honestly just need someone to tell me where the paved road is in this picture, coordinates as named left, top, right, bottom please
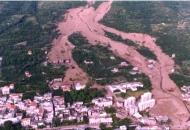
left=43, top=124, right=101, bottom=130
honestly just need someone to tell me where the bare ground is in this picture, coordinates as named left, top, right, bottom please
left=48, top=1, right=190, bottom=128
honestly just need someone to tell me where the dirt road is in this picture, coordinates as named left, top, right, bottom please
left=48, top=1, right=190, bottom=128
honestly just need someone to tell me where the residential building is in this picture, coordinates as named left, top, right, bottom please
left=21, top=118, right=31, bottom=127
left=75, top=83, right=86, bottom=90
left=92, top=97, right=113, bottom=107
left=1, top=86, right=10, bottom=95
left=89, top=117, right=113, bottom=124
left=120, top=62, right=128, bottom=66
left=138, top=92, right=156, bottom=111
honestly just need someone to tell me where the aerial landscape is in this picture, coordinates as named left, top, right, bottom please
left=1, top=1, right=190, bottom=130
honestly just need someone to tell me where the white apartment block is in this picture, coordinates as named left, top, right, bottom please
left=125, top=105, right=138, bottom=115
left=138, top=92, right=156, bottom=111
left=124, top=96, right=136, bottom=106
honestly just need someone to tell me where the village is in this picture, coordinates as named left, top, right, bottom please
left=0, top=79, right=171, bottom=130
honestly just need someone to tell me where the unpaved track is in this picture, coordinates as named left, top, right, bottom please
left=48, top=1, right=190, bottom=128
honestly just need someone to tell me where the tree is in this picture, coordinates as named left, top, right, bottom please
left=99, top=123, right=106, bottom=130
left=104, top=107, right=116, bottom=113
left=54, top=118, right=61, bottom=127
left=3, top=121, right=14, bottom=130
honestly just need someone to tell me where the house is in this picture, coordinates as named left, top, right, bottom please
left=120, top=125, right=127, bottom=130
left=110, top=56, right=115, bottom=60
left=120, top=62, right=128, bottom=66
left=1, top=86, right=10, bottom=95
left=53, top=78, right=63, bottom=82
left=15, top=102, right=27, bottom=110
left=9, top=93, right=23, bottom=104
left=16, top=113, right=23, bottom=120
left=136, top=125, right=162, bottom=130
left=111, top=68, right=119, bottom=73
left=148, top=64, right=154, bottom=68
left=21, top=118, right=31, bottom=127
left=84, top=60, right=93, bottom=64
left=125, top=105, right=138, bottom=115
left=25, top=71, right=31, bottom=77
left=29, top=101, right=37, bottom=109
left=60, top=85, right=71, bottom=91
left=9, top=84, right=14, bottom=90
left=181, top=86, right=190, bottom=92
left=75, top=83, right=86, bottom=90
left=139, top=117, right=157, bottom=125
left=116, top=101, right=124, bottom=107
left=132, top=67, right=139, bottom=71
left=92, top=97, right=113, bottom=107
left=171, top=53, right=175, bottom=58
left=28, top=50, right=32, bottom=55
left=155, top=116, right=169, bottom=123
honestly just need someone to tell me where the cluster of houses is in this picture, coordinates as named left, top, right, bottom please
left=0, top=81, right=170, bottom=130
left=181, top=86, right=190, bottom=102
left=107, top=82, right=144, bottom=92
left=49, top=78, right=86, bottom=91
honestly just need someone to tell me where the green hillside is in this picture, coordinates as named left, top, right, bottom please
left=0, top=1, right=86, bottom=99
left=100, top=1, right=190, bottom=88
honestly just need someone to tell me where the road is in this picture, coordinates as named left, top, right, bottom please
left=43, top=124, right=100, bottom=130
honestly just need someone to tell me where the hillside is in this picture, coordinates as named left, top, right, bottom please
left=100, top=1, right=190, bottom=88
left=0, top=1, right=86, bottom=99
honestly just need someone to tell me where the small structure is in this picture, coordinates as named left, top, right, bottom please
left=111, top=68, right=119, bottom=73
left=120, top=62, right=128, bottom=66
left=60, top=85, right=71, bottom=91
left=110, top=56, right=115, bottom=60
left=132, top=67, right=139, bottom=71
left=28, top=50, right=32, bottom=55
left=84, top=60, right=93, bottom=64
left=25, top=71, right=32, bottom=77
left=21, top=118, right=31, bottom=127
left=75, top=83, right=86, bottom=90
left=171, top=54, right=175, bottom=58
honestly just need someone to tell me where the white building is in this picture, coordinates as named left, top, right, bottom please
left=124, top=97, right=136, bottom=106
left=108, top=82, right=143, bottom=93
left=111, top=68, right=119, bottom=73
left=1, top=86, right=10, bottom=95
left=138, top=92, right=156, bottom=111
left=21, top=118, right=31, bottom=127
left=92, top=97, right=113, bottom=107
left=75, top=83, right=86, bottom=90
left=125, top=105, right=138, bottom=115
left=89, top=117, right=113, bottom=124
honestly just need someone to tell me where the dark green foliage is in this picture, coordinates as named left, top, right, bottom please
left=0, top=1, right=86, bottom=100
left=0, top=121, right=23, bottom=130
left=136, top=46, right=157, bottom=60
left=53, top=87, right=104, bottom=104
left=92, top=1, right=103, bottom=10
left=104, top=106, right=116, bottom=113
left=99, top=123, right=107, bottom=130
left=111, top=114, right=131, bottom=128
left=104, top=31, right=136, bottom=46
left=170, top=73, right=190, bottom=88
left=68, top=33, right=89, bottom=46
